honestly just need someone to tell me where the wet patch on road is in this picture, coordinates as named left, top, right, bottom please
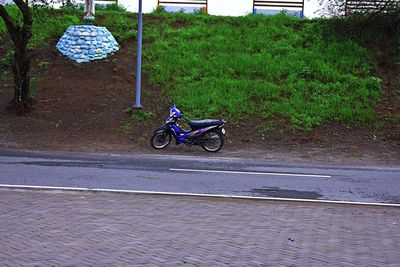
left=135, top=175, right=163, bottom=180
left=247, top=187, right=323, bottom=199
left=374, top=194, right=400, bottom=204
left=8, top=161, right=108, bottom=168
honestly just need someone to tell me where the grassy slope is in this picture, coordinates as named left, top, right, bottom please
left=0, top=7, right=386, bottom=131
left=142, top=13, right=381, bottom=131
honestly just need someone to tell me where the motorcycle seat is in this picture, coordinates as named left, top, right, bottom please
left=188, top=119, right=224, bottom=129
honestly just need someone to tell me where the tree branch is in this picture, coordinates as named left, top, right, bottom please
left=364, top=0, right=398, bottom=25
left=391, top=5, right=400, bottom=24
left=0, top=4, right=19, bottom=43
left=13, top=0, right=32, bottom=42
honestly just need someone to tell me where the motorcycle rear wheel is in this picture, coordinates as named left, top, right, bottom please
left=151, top=132, right=172, bottom=149
left=200, top=130, right=224, bottom=152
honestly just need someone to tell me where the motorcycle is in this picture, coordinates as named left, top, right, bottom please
left=150, top=103, right=226, bottom=152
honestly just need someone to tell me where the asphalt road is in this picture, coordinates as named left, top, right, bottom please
left=0, top=148, right=399, bottom=204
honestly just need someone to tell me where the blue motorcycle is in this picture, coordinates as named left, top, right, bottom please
left=151, top=103, right=226, bottom=152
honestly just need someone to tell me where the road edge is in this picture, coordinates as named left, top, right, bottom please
left=1, top=184, right=399, bottom=208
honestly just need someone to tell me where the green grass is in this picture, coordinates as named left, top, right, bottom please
left=394, top=75, right=400, bottom=88
left=1, top=49, right=13, bottom=66
left=30, top=9, right=80, bottom=48
left=142, top=13, right=382, bottom=130
left=101, top=13, right=136, bottom=42
left=1, top=7, right=389, bottom=130
left=120, top=122, right=133, bottom=133
left=130, top=110, right=155, bottom=122
left=123, top=108, right=155, bottom=125
left=348, top=151, right=362, bottom=157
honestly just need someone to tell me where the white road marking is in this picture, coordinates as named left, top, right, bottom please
left=1, top=184, right=399, bottom=207
left=169, top=168, right=331, bottom=178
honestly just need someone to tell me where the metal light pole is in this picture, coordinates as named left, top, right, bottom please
left=133, top=0, right=143, bottom=109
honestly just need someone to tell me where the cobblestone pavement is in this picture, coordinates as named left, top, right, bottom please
left=1, top=189, right=400, bottom=266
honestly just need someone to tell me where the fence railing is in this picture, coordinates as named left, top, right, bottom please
left=157, top=0, right=208, bottom=13
left=253, top=0, right=304, bottom=17
left=345, top=0, right=399, bottom=15
left=73, top=0, right=119, bottom=7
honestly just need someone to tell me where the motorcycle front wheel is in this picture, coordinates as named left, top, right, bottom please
left=200, top=130, right=224, bottom=152
left=151, top=132, right=172, bottom=149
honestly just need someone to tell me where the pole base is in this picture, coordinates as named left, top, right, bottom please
left=132, top=104, right=143, bottom=110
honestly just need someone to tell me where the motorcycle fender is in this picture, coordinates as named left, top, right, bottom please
left=154, top=125, right=170, bottom=134
left=201, top=125, right=219, bottom=134
left=154, top=125, right=178, bottom=142
left=204, top=125, right=226, bottom=136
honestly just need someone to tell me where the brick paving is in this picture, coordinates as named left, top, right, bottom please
left=0, top=189, right=399, bottom=266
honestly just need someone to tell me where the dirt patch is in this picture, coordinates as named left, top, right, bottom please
left=0, top=37, right=399, bottom=166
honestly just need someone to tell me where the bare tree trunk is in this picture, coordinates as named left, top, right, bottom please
left=0, top=0, right=33, bottom=113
